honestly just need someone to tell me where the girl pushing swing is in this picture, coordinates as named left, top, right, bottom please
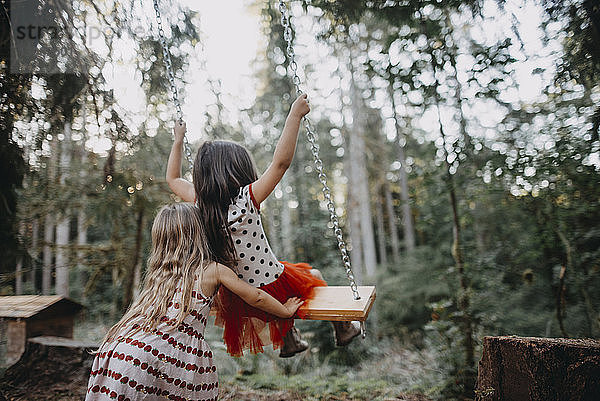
left=166, top=93, right=361, bottom=358
left=85, top=203, right=304, bottom=400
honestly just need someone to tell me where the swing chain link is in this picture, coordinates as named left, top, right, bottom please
left=153, top=0, right=194, bottom=171
left=278, top=0, right=361, bottom=301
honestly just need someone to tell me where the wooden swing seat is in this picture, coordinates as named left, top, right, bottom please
left=297, top=285, right=376, bottom=322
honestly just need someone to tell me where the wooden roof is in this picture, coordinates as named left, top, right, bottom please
left=0, top=295, right=83, bottom=319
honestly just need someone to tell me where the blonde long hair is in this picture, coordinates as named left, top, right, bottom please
left=101, top=203, right=209, bottom=345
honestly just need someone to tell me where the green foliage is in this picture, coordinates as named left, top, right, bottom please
left=423, top=316, right=480, bottom=400
left=0, top=124, right=26, bottom=281
left=0, top=0, right=31, bottom=279
left=377, top=247, right=451, bottom=337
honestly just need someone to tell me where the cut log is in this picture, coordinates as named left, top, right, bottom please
left=475, top=336, right=600, bottom=401
left=0, top=336, right=97, bottom=401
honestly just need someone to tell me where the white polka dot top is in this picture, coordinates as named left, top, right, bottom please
left=228, top=184, right=284, bottom=287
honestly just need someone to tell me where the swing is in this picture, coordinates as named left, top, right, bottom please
left=152, top=0, right=376, bottom=325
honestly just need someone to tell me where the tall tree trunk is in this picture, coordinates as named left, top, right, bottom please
left=109, top=208, right=123, bottom=320
left=132, top=215, right=145, bottom=301
left=346, top=181, right=363, bottom=283
left=336, top=49, right=364, bottom=281
left=123, top=209, right=144, bottom=310
left=291, top=147, right=307, bottom=261
left=55, top=121, right=72, bottom=297
left=474, top=209, right=487, bottom=254
left=42, top=214, right=54, bottom=295
left=15, top=223, right=24, bottom=295
left=110, top=263, right=119, bottom=322
left=348, top=58, right=377, bottom=278
left=15, top=258, right=23, bottom=295
left=344, top=140, right=364, bottom=283
left=433, top=71, right=476, bottom=391
left=280, top=177, right=294, bottom=261
left=384, top=183, right=401, bottom=264
left=76, top=105, right=88, bottom=300
left=30, top=218, right=38, bottom=290
left=55, top=215, right=70, bottom=297
left=375, top=189, right=388, bottom=266
left=76, top=208, right=87, bottom=300
left=554, top=226, right=571, bottom=337
left=387, top=80, right=416, bottom=252
left=42, top=134, right=58, bottom=295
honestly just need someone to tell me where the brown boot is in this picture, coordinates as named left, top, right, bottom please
left=279, top=326, right=309, bottom=358
left=332, top=321, right=361, bottom=346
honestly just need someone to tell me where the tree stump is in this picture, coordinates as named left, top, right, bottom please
left=475, top=336, right=600, bottom=401
left=0, top=336, right=97, bottom=400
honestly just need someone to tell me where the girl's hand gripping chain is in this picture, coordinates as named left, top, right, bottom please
left=289, top=93, right=310, bottom=120
left=166, top=121, right=195, bottom=202
left=174, top=121, right=187, bottom=142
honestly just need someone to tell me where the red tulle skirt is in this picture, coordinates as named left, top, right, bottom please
left=213, top=261, right=327, bottom=357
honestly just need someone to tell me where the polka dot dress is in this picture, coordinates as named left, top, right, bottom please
left=228, top=184, right=284, bottom=287
left=214, top=183, right=327, bottom=356
left=85, top=278, right=218, bottom=401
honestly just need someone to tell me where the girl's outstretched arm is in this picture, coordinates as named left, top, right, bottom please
left=216, top=263, right=303, bottom=318
left=252, top=93, right=310, bottom=205
left=166, top=121, right=195, bottom=202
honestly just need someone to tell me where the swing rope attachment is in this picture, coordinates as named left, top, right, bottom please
left=278, top=0, right=361, bottom=302
left=152, top=0, right=194, bottom=170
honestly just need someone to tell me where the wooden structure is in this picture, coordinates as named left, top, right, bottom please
left=298, top=286, right=376, bottom=321
left=476, top=336, right=600, bottom=401
left=0, top=295, right=83, bottom=367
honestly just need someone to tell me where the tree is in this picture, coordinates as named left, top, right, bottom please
left=0, top=0, right=29, bottom=292
left=539, top=0, right=600, bottom=139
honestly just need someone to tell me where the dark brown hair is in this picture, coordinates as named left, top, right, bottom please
left=193, top=140, right=258, bottom=267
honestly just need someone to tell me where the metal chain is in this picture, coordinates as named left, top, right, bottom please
left=278, top=0, right=361, bottom=301
left=152, top=0, right=194, bottom=171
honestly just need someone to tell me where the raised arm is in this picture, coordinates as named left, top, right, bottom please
left=166, top=121, right=195, bottom=202
left=251, top=94, right=310, bottom=205
left=216, top=264, right=303, bottom=318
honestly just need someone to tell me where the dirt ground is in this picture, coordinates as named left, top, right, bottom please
left=0, top=381, right=430, bottom=401
left=218, top=384, right=431, bottom=401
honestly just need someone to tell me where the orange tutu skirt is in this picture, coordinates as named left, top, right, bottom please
left=213, top=261, right=327, bottom=357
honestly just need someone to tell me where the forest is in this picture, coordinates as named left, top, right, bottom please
left=1, top=0, right=599, bottom=400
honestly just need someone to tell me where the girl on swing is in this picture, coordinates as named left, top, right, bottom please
left=166, top=93, right=361, bottom=358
